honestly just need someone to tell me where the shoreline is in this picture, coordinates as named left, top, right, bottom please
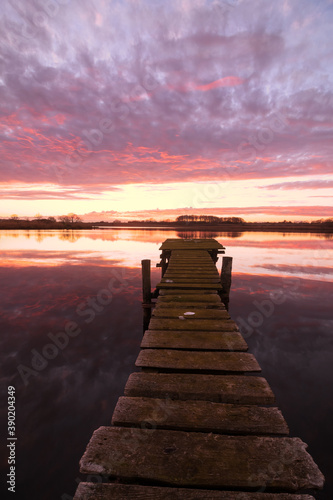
left=94, top=223, right=333, bottom=234
left=0, top=223, right=331, bottom=234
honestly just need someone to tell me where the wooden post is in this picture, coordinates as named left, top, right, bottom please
left=160, top=250, right=170, bottom=277
left=221, top=256, right=233, bottom=309
left=141, top=259, right=151, bottom=304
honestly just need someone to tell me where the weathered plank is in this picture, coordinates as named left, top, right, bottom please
left=167, top=264, right=217, bottom=268
left=158, top=293, right=222, bottom=303
left=74, top=483, right=316, bottom=500
left=80, top=427, right=324, bottom=490
left=169, top=255, right=214, bottom=259
left=155, top=302, right=225, bottom=309
left=169, top=254, right=214, bottom=258
left=152, top=307, right=230, bottom=319
left=141, top=330, right=248, bottom=351
left=159, top=289, right=218, bottom=295
left=169, top=251, right=214, bottom=255
left=112, top=396, right=289, bottom=435
left=165, top=270, right=218, bottom=275
left=160, top=239, right=224, bottom=249
left=135, top=349, right=261, bottom=372
left=149, top=318, right=238, bottom=331
left=167, top=263, right=215, bottom=268
left=168, top=256, right=216, bottom=260
left=157, top=283, right=223, bottom=290
left=168, top=256, right=215, bottom=260
left=164, top=271, right=219, bottom=277
left=168, top=261, right=215, bottom=267
left=125, top=372, right=275, bottom=404
left=166, top=263, right=218, bottom=267
left=161, top=277, right=221, bottom=283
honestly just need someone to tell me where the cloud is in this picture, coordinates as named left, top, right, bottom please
left=195, top=76, right=244, bottom=91
left=0, top=0, right=332, bottom=212
left=81, top=205, right=333, bottom=221
left=0, top=184, right=121, bottom=200
left=261, top=179, right=333, bottom=190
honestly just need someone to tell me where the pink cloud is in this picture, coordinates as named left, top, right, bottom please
left=196, top=76, right=244, bottom=91
left=81, top=205, right=333, bottom=222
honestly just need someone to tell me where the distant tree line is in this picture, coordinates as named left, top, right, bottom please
left=311, top=218, right=333, bottom=226
left=176, top=215, right=245, bottom=224
left=0, top=213, right=93, bottom=230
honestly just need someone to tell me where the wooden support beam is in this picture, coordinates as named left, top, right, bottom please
left=220, top=256, right=233, bottom=309
left=141, top=259, right=151, bottom=304
left=221, top=256, right=233, bottom=293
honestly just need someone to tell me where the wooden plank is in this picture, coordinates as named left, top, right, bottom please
left=158, top=294, right=222, bottom=303
left=169, top=257, right=215, bottom=260
left=125, top=372, right=276, bottom=404
left=170, top=250, right=213, bottom=254
left=163, top=278, right=221, bottom=283
left=166, top=265, right=217, bottom=269
left=167, top=262, right=216, bottom=265
left=157, top=283, right=223, bottom=290
left=166, top=268, right=218, bottom=272
left=135, top=349, right=260, bottom=372
left=155, top=298, right=226, bottom=311
left=166, top=268, right=218, bottom=273
left=168, top=263, right=214, bottom=267
left=149, top=318, right=238, bottom=331
left=159, top=289, right=218, bottom=295
left=168, top=260, right=216, bottom=264
left=169, top=257, right=216, bottom=269
left=161, top=278, right=221, bottom=283
left=169, top=257, right=213, bottom=261
left=160, top=238, right=224, bottom=250
left=141, top=330, right=248, bottom=351
left=75, top=483, right=316, bottom=500
left=152, top=308, right=230, bottom=319
left=155, top=302, right=225, bottom=309
left=111, top=396, right=289, bottom=435
left=169, top=254, right=213, bottom=258
left=164, top=271, right=219, bottom=276
left=80, top=427, right=324, bottom=490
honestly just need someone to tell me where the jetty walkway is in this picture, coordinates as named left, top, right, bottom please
left=74, top=238, right=324, bottom=499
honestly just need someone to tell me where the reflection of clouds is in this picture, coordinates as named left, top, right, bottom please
left=0, top=250, right=122, bottom=267
left=255, top=263, right=333, bottom=279
left=0, top=233, right=332, bottom=498
left=1, top=263, right=143, bottom=498
left=229, top=272, right=333, bottom=498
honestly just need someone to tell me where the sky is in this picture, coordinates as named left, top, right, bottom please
left=0, top=0, right=332, bottom=222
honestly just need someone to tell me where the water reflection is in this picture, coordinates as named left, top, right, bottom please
left=229, top=272, right=333, bottom=500
left=0, top=229, right=332, bottom=499
left=0, top=261, right=151, bottom=499
left=58, top=230, right=82, bottom=243
left=176, top=230, right=220, bottom=239
left=176, top=230, right=243, bottom=239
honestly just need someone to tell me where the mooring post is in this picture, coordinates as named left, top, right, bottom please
left=142, top=259, right=152, bottom=332
left=141, top=259, right=151, bottom=304
left=220, top=256, right=233, bottom=309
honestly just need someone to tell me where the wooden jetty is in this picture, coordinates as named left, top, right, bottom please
left=74, top=238, right=324, bottom=499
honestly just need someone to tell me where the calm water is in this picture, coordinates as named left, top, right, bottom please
left=0, top=229, right=332, bottom=499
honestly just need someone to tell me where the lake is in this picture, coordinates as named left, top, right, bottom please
left=0, top=228, right=332, bottom=499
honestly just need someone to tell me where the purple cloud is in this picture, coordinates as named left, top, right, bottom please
left=0, top=0, right=332, bottom=190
